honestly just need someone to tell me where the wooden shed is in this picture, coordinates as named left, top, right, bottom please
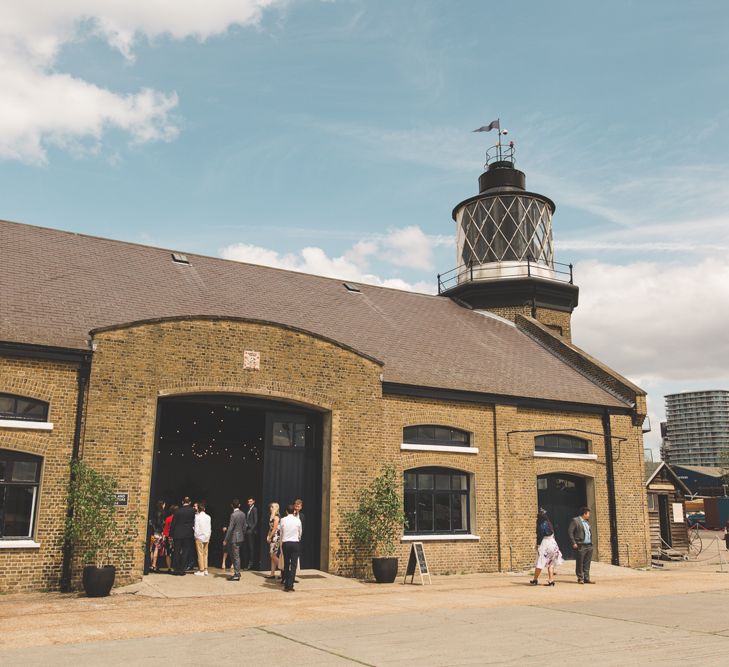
left=645, top=462, right=691, bottom=559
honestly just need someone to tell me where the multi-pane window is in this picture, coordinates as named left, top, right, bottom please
left=271, top=415, right=307, bottom=448
left=0, top=450, right=42, bottom=539
left=404, top=468, right=469, bottom=534
left=403, top=425, right=470, bottom=447
left=0, top=394, right=48, bottom=422
left=535, top=434, right=589, bottom=455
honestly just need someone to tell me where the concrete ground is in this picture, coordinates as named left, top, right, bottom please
left=2, top=536, right=729, bottom=666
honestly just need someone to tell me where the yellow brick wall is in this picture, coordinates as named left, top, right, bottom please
left=0, top=356, right=79, bottom=593
left=1, top=317, right=649, bottom=590
left=80, top=318, right=384, bottom=586
left=484, top=305, right=572, bottom=341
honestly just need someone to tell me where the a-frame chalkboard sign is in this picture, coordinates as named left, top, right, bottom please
left=404, top=542, right=431, bottom=585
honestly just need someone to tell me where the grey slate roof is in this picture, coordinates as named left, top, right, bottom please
left=1, top=219, right=630, bottom=408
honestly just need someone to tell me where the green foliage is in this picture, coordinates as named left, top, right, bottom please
left=65, top=460, right=126, bottom=567
left=344, top=464, right=407, bottom=558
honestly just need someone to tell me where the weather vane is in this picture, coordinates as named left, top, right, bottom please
left=472, top=118, right=514, bottom=164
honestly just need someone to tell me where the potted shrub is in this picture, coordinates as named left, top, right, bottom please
left=65, top=460, right=125, bottom=597
left=345, top=464, right=407, bottom=583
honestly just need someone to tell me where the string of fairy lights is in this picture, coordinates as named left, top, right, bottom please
left=156, top=404, right=310, bottom=462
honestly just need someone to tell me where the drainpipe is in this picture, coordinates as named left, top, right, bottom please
left=602, top=409, right=620, bottom=566
left=60, top=353, right=92, bottom=592
left=492, top=408, right=502, bottom=571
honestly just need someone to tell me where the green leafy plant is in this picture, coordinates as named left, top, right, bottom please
left=344, top=464, right=407, bottom=558
left=65, top=460, right=126, bottom=567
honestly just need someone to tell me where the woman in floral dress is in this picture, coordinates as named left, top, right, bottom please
left=265, top=502, right=281, bottom=580
left=530, top=508, right=563, bottom=586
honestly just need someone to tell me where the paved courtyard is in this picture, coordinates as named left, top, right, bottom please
left=2, top=536, right=729, bottom=666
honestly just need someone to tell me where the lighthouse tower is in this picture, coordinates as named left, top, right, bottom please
left=438, top=139, right=578, bottom=341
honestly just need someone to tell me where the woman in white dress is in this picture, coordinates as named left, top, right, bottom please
left=530, top=508, right=563, bottom=586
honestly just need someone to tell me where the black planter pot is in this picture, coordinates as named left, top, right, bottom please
left=372, top=557, right=398, bottom=583
left=82, top=565, right=116, bottom=597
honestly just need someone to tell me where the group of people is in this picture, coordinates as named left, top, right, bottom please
left=260, top=498, right=304, bottom=592
left=149, top=497, right=215, bottom=576
left=221, top=496, right=305, bottom=592
left=530, top=506, right=595, bottom=586
left=148, top=495, right=306, bottom=591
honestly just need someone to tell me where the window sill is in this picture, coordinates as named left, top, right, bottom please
left=533, top=451, right=597, bottom=460
left=0, top=540, right=41, bottom=549
left=402, top=534, right=480, bottom=542
left=0, top=419, right=53, bottom=431
left=401, top=444, right=479, bottom=454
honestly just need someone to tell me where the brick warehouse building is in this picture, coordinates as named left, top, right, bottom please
left=0, top=152, right=651, bottom=592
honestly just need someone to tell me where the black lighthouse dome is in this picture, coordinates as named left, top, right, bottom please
left=438, top=139, right=578, bottom=338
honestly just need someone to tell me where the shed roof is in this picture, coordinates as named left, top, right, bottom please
left=0, top=219, right=631, bottom=408
left=672, top=465, right=725, bottom=478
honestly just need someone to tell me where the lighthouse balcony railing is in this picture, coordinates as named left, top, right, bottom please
left=437, top=259, right=573, bottom=295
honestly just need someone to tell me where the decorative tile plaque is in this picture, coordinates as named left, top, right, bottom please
left=243, top=350, right=260, bottom=370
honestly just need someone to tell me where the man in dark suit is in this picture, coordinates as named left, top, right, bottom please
left=243, top=497, right=259, bottom=570
left=223, top=498, right=246, bottom=581
left=568, top=506, right=595, bottom=584
left=170, top=496, right=195, bottom=576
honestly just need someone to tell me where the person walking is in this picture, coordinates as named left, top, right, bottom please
left=244, top=497, right=259, bottom=570
left=223, top=498, right=246, bottom=581
left=194, top=501, right=212, bottom=576
left=279, top=504, right=302, bottom=592
left=265, top=502, right=281, bottom=580
left=170, top=497, right=195, bottom=576
left=530, top=508, right=563, bottom=586
left=568, top=506, right=595, bottom=584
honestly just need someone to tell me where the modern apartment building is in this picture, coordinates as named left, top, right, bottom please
left=663, top=391, right=729, bottom=466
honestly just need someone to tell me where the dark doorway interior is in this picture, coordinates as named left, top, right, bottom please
left=537, top=473, right=588, bottom=560
left=150, top=396, right=322, bottom=570
left=658, top=494, right=672, bottom=547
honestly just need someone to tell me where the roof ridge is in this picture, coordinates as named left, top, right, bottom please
left=0, top=218, right=443, bottom=300
left=515, top=316, right=634, bottom=408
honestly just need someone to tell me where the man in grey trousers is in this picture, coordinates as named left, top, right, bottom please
left=568, top=506, right=595, bottom=584
left=223, top=499, right=246, bottom=581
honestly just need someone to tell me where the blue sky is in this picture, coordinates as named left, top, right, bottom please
left=2, top=1, right=728, bottom=456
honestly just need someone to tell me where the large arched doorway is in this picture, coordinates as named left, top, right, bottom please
left=536, top=473, right=588, bottom=560
left=149, top=395, right=323, bottom=570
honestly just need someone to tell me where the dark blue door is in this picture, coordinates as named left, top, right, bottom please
left=537, top=473, right=587, bottom=560
left=260, top=410, right=322, bottom=570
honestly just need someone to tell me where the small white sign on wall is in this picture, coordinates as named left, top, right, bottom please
left=672, top=502, right=684, bottom=523
left=243, top=350, right=260, bottom=370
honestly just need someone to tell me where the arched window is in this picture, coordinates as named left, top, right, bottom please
left=0, top=450, right=42, bottom=539
left=404, top=467, right=469, bottom=534
left=0, top=394, right=49, bottom=422
left=403, top=425, right=470, bottom=447
left=535, top=434, right=589, bottom=455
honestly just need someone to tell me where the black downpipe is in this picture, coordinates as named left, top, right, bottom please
left=602, top=409, right=620, bottom=566
left=60, top=353, right=92, bottom=592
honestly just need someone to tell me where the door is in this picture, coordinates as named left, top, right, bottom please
left=537, top=474, right=588, bottom=560
left=658, top=494, right=672, bottom=547
left=261, top=410, right=322, bottom=570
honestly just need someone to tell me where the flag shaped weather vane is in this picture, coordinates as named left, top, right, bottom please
left=473, top=118, right=513, bottom=164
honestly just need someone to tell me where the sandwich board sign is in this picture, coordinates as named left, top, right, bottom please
left=404, top=542, right=431, bottom=585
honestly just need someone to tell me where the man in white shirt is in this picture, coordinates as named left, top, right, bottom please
left=279, top=504, right=302, bottom=592
left=193, top=502, right=212, bottom=576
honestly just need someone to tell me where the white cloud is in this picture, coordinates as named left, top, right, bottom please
left=573, top=258, right=729, bottom=384
left=220, top=226, right=440, bottom=293
left=0, top=1, right=280, bottom=163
